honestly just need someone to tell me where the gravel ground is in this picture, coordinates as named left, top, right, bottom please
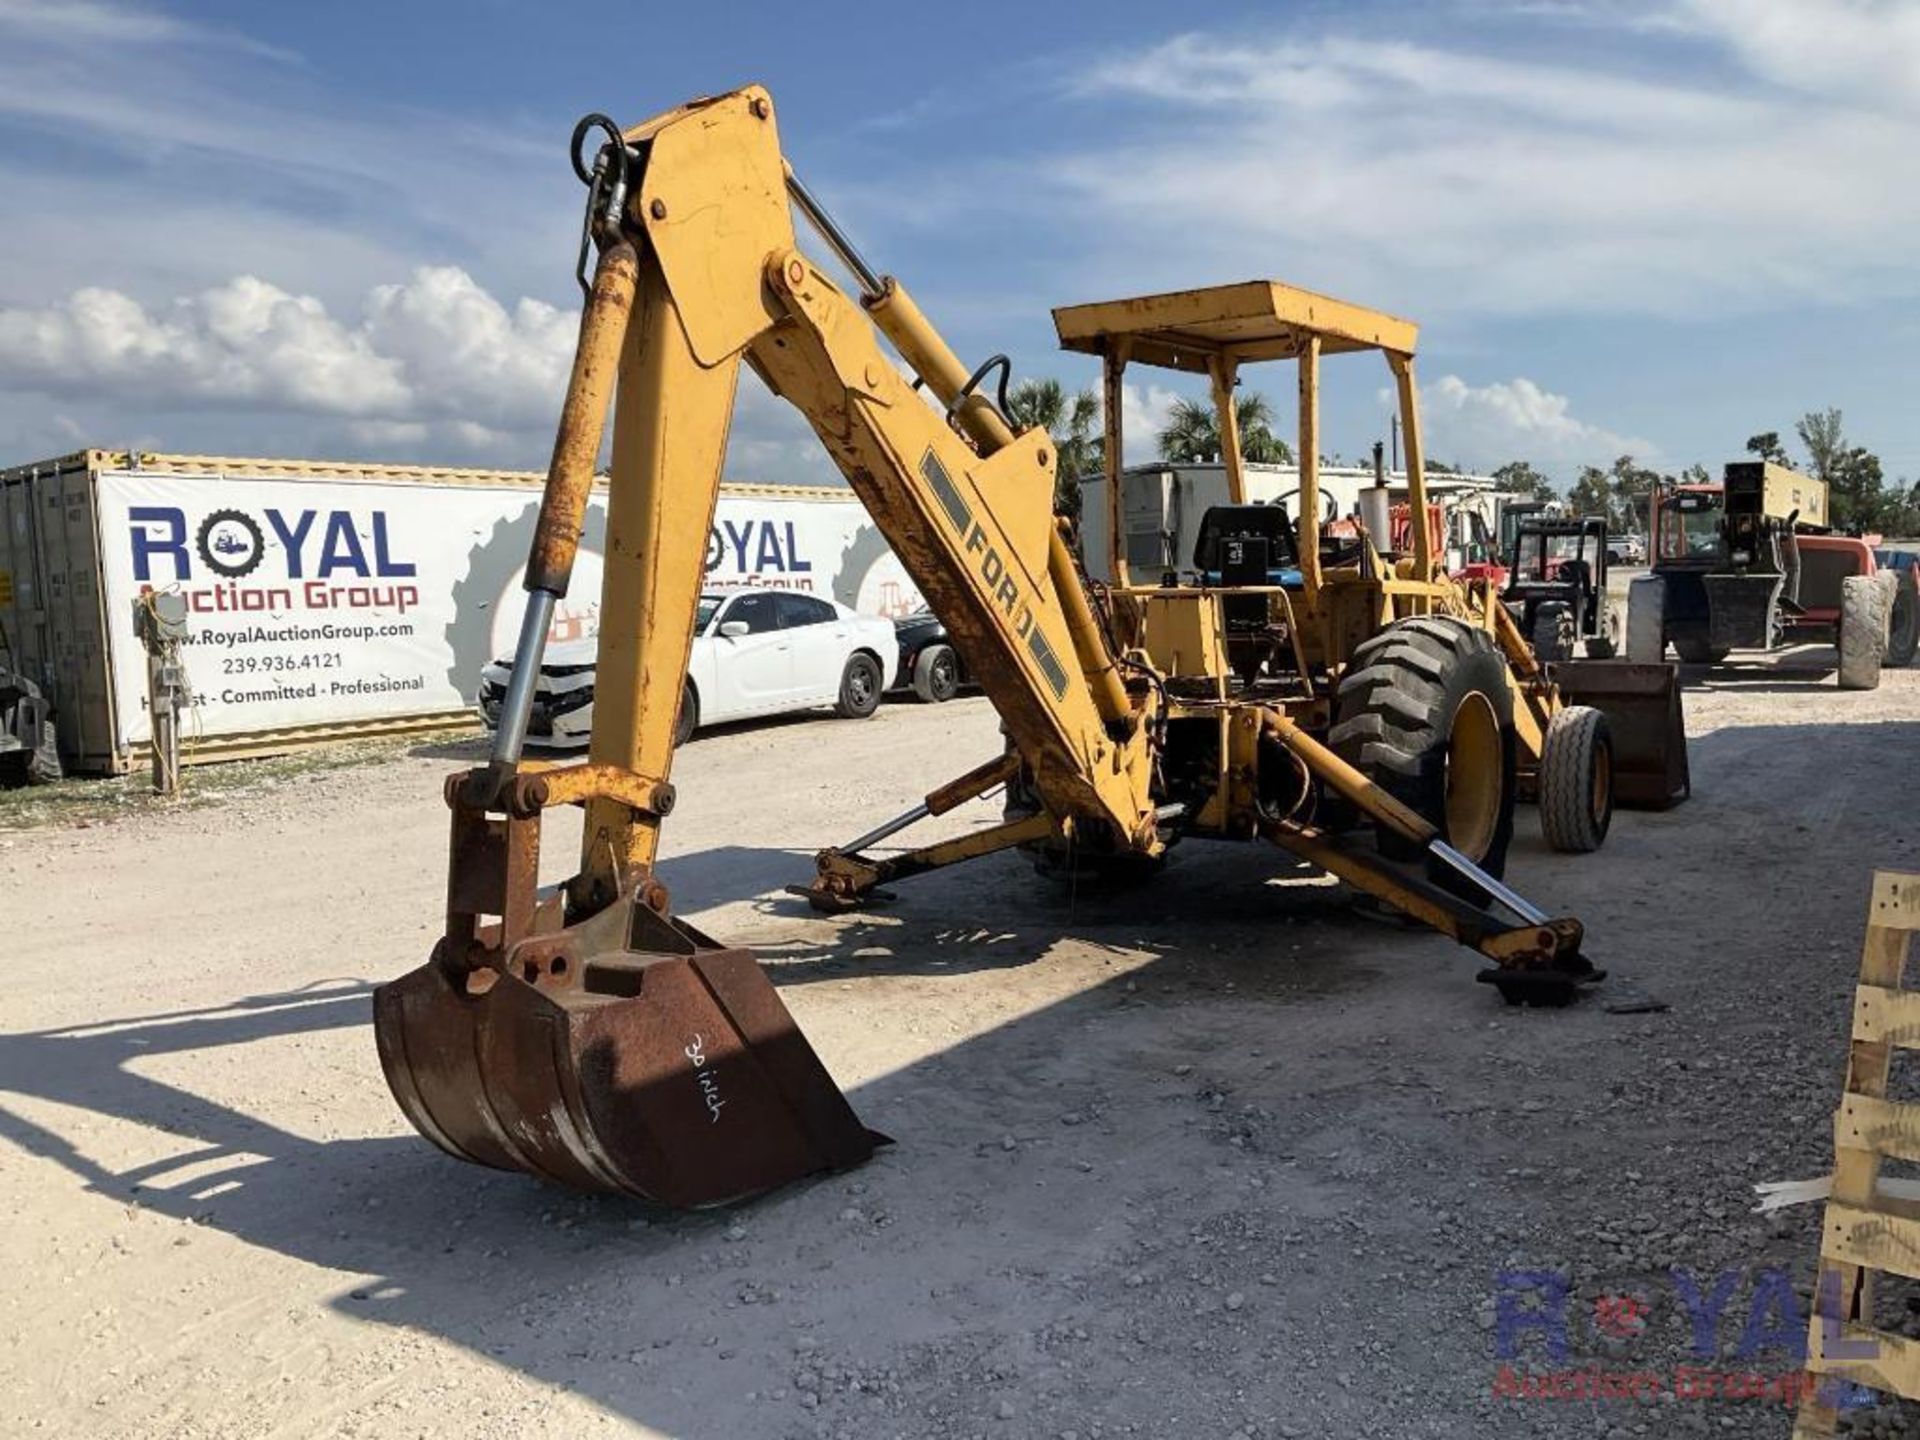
left=4, top=646, right=1920, bottom=1439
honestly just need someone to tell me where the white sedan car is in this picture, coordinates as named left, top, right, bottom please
left=477, top=587, right=896, bottom=748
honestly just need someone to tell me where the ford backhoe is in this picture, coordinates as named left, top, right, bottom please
left=375, top=88, right=1687, bottom=1208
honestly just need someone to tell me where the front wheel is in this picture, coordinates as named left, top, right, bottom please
left=835, top=652, right=884, bottom=719
left=1888, top=568, right=1918, bottom=667
left=673, top=681, right=698, bottom=747
left=1838, top=574, right=1889, bottom=691
left=1671, top=631, right=1729, bottom=665
left=1531, top=602, right=1574, bottom=664
left=1538, top=706, right=1613, bottom=853
left=910, top=643, right=961, bottom=703
left=1585, top=602, right=1621, bottom=659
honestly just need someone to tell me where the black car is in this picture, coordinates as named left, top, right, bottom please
left=891, top=610, right=968, bottom=702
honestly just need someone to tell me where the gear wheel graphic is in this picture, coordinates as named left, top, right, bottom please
left=445, top=499, right=608, bottom=702
left=832, top=521, right=894, bottom=610
left=195, top=508, right=266, bottom=579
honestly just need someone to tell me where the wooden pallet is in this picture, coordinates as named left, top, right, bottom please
left=1795, top=872, right=1920, bottom=1437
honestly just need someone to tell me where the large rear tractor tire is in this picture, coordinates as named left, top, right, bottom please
left=1531, top=602, right=1575, bottom=664
left=1003, top=758, right=1163, bottom=888
left=1625, top=576, right=1667, bottom=663
left=1839, top=574, right=1890, bottom=690
left=1538, top=706, right=1613, bottom=853
left=1331, top=616, right=1517, bottom=877
left=1888, top=568, right=1919, bottom=667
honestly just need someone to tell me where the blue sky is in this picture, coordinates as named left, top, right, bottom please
left=1, top=0, right=1915, bottom=488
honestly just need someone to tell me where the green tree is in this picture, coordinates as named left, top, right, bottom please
left=1490, top=460, right=1556, bottom=503
left=1746, top=431, right=1790, bottom=466
left=1606, top=455, right=1663, bottom=537
left=1007, top=377, right=1102, bottom=519
left=1883, top=479, right=1920, bottom=537
left=1795, top=408, right=1844, bottom=483
left=1829, top=445, right=1888, bottom=532
left=1795, top=407, right=1888, bottom=532
left=1568, top=465, right=1614, bottom=523
left=1157, top=392, right=1293, bottom=466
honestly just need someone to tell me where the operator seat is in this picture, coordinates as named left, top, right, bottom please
left=1194, top=504, right=1298, bottom=681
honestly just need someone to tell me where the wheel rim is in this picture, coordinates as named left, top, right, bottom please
left=933, top=653, right=957, bottom=694
left=1442, top=691, right=1502, bottom=862
left=1591, top=733, right=1612, bottom=828
left=849, top=665, right=873, bottom=704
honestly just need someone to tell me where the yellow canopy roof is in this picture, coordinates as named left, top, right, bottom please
left=1052, top=280, right=1417, bottom=374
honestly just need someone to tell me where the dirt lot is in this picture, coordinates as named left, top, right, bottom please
left=5, top=649, right=1920, bottom=1440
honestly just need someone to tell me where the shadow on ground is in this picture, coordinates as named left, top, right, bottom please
left=0, top=834, right=1402, bottom=1437
left=6, top=719, right=1920, bottom=1437
left=407, top=707, right=896, bottom=765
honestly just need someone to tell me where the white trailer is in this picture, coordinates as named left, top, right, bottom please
left=0, top=450, right=920, bottom=773
left=1077, top=462, right=1502, bottom=580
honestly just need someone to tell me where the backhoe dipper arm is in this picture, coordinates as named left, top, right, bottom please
left=508, top=87, right=1159, bottom=915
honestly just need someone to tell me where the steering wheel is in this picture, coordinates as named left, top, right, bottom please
left=1272, top=487, right=1340, bottom=524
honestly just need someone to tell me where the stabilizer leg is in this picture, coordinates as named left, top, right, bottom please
left=1264, top=820, right=1603, bottom=1007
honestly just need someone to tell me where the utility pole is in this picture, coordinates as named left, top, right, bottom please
left=134, top=593, right=191, bottom=797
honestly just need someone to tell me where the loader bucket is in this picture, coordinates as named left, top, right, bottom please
left=374, top=895, right=884, bottom=1208
left=1551, top=660, right=1691, bottom=810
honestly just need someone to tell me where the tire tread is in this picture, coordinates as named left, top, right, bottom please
left=1539, top=705, right=1611, bottom=853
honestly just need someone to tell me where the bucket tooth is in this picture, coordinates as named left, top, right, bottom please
left=374, top=896, right=884, bottom=1207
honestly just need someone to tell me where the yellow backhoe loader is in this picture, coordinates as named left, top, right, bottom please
left=374, top=88, right=1688, bottom=1208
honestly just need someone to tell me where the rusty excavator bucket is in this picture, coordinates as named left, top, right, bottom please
left=374, top=783, right=885, bottom=1207
left=374, top=110, right=882, bottom=1206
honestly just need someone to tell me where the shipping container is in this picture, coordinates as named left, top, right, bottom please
left=0, top=450, right=920, bottom=774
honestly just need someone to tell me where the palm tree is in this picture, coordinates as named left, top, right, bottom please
left=1006, top=377, right=1101, bottom=518
left=1157, top=393, right=1293, bottom=466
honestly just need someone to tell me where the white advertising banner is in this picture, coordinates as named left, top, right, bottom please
left=94, top=469, right=921, bottom=746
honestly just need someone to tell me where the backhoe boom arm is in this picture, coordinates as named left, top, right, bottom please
left=514, top=87, right=1159, bottom=909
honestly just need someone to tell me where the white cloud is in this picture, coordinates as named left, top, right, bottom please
left=1119, top=382, right=1182, bottom=464
left=1053, top=10, right=1920, bottom=319
left=1417, top=374, right=1654, bottom=474
left=0, top=267, right=846, bottom=479
left=0, top=278, right=409, bottom=414
left=0, top=0, right=293, bottom=57
left=1669, top=0, right=1920, bottom=105
left=0, top=270, right=568, bottom=424
left=1120, top=381, right=1179, bottom=439
left=362, top=269, right=578, bottom=429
